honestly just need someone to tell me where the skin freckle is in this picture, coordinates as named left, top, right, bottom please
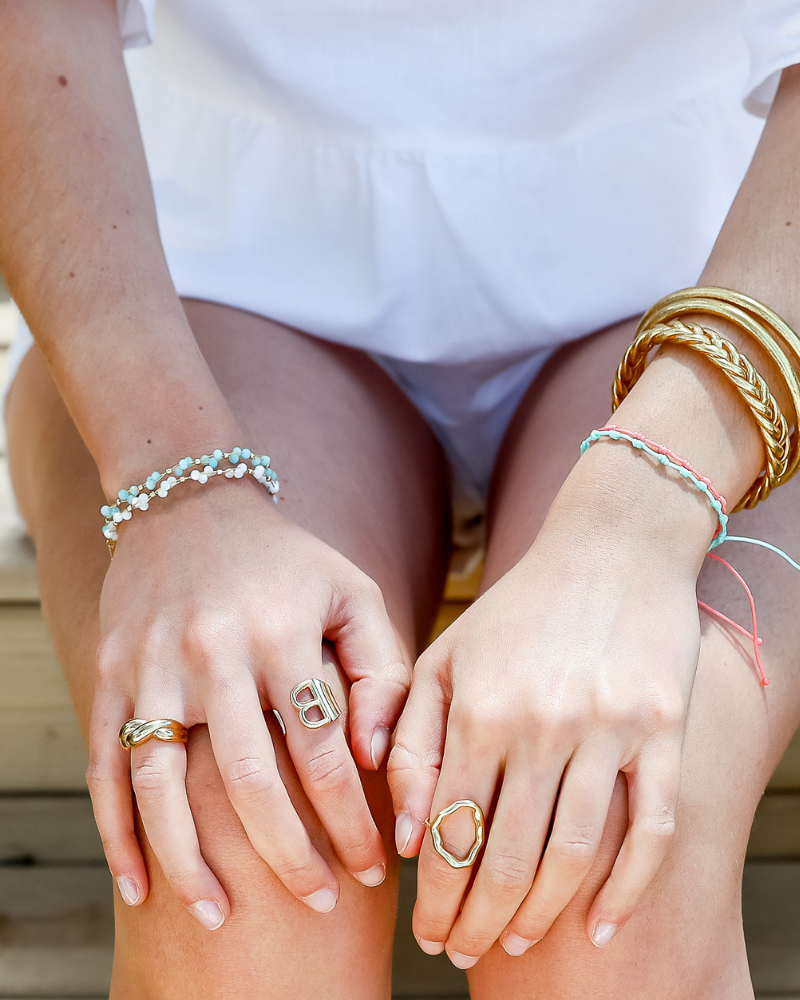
left=57, top=75, right=67, bottom=87
left=68, top=272, right=75, bottom=278
left=112, top=224, right=118, bottom=230
left=787, top=221, right=792, bottom=226
left=147, top=439, right=152, bottom=444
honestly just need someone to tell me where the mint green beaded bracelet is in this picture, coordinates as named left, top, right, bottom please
left=580, top=427, right=728, bottom=549
left=100, top=449, right=279, bottom=555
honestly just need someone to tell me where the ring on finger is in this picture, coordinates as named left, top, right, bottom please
left=427, top=799, right=486, bottom=869
left=119, top=718, right=189, bottom=749
left=290, top=679, right=341, bottom=730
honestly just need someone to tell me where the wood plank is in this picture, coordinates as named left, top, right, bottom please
left=392, top=859, right=468, bottom=998
left=0, top=867, right=113, bottom=996
left=0, top=797, right=102, bottom=865
left=749, top=793, right=800, bottom=858
left=744, top=861, right=800, bottom=995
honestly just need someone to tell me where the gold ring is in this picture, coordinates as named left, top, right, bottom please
left=290, top=679, right=341, bottom=730
left=428, top=799, right=486, bottom=869
left=119, top=719, right=189, bottom=750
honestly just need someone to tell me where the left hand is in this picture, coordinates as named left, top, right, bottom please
left=389, top=464, right=708, bottom=965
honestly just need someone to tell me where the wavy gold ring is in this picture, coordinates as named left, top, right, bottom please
left=428, top=799, right=485, bottom=869
left=119, top=719, right=189, bottom=750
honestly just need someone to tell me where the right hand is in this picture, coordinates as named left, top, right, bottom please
left=86, top=475, right=409, bottom=928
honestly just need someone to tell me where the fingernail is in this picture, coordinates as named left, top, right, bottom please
left=395, top=812, right=414, bottom=855
left=354, top=863, right=386, bottom=887
left=449, top=951, right=480, bottom=970
left=417, top=937, right=445, bottom=955
left=591, top=921, right=617, bottom=948
left=371, top=726, right=390, bottom=769
left=115, top=876, right=140, bottom=906
left=302, top=887, right=337, bottom=913
left=188, top=899, right=225, bottom=931
left=502, top=931, right=534, bottom=956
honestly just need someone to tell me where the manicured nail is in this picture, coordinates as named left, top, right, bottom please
left=502, top=931, right=534, bottom=957
left=449, top=952, right=479, bottom=970
left=188, top=899, right=224, bottom=930
left=417, top=937, right=445, bottom=955
left=116, top=876, right=140, bottom=906
left=395, top=812, right=414, bottom=855
left=354, top=863, right=386, bottom=887
left=302, top=887, right=337, bottom=913
left=371, top=727, right=390, bottom=769
left=591, top=921, right=617, bottom=948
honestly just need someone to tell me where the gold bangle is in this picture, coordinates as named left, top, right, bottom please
left=613, top=319, right=790, bottom=510
left=639, top=287, right=800, bottom=481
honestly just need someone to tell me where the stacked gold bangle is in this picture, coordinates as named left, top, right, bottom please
left=613, top=287, right=800, bottom=511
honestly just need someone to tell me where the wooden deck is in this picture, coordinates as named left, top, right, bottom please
left=0, top=298, right=798, bottom=998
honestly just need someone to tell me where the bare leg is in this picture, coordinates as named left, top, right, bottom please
left=6, top=301, right=450, bottom=1000
left=468, top=318, right=800, bottom=998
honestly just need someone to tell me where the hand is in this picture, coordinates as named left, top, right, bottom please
left=390, top=465, right=708, bottom=964
left=87, top=478, right=408, bottom=927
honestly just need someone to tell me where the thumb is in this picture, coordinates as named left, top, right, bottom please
left=387, top=649, right=450, bottom=858
left=327, top=575, right=411, bottom=772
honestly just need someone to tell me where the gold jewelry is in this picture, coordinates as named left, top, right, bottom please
left=639, top=287, right=800, bottom=481
left=428, top=799, right=486, bottom=869
left=290, top=679, right=341, bottom=730
left=119, top=718, right=189, bottom=750
left=613, top=319, right=790, bottom=510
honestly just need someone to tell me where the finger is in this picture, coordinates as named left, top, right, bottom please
left=276, top=639, right=387, bottom=886
left=502, top=749, right=621, bottom=956
left=86, top=691, right=149, bottom=908
left=327, top=573, right=410, bottom=771
left=204, top=678, right=341, bottom=912
left=445, top=766, right=563, bottom=963
left=130, top=701, right=229, bottom=931
left=412, top=717, right=499, bottom=964
left=585, top=746, right=680, bottom=948
left=387, top=648, right=450, bottom=858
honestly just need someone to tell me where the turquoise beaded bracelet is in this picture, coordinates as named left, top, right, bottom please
left=100, top=448, right=279, bottom=555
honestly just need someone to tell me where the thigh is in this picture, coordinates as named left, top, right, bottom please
left=470, top=318, right=800, bottom=999
left=6, top=300, right=451, bottom=1000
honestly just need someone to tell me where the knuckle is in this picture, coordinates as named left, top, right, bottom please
left=549, top=830, right=599, bottom=869
left=484, top=853, right=532, bottom=896
left=453, top=930, right=493, bottom=957
left=85, top=760, right=114, bottom=795
left=639, top=808, right=677, bottom=842
left=271, top=851, right=320, bottom=890
left=223, top=757, right=277, bottom=802
left=303, top=746, right=351, bottom=794
left=646, top=691, right=686, bottom=731
left=130, top=757, right=172, bottom=798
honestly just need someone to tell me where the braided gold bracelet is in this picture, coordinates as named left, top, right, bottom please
left=639, top=287, right=800, bottom=481
left=612, top=319, right=790, bottom=510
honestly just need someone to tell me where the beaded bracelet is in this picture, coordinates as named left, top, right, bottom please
left=580, top=426, right=729, bottom=548
left=100, top=448, right=279, bottom=555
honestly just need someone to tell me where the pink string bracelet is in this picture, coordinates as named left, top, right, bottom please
left=579, top=425, right=800, bottom=687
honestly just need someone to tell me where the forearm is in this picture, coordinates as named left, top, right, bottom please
left=0, top=0, right=239, bottom=495
left=559, top=65, right=800, bottom=552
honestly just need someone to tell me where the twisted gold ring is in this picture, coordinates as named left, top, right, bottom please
left=428, top=799, right=486, bottom=869
left=119, top=719, right=189, bottom=750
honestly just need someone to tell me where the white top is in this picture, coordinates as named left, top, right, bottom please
left=108, top=0, right=798, bottom=365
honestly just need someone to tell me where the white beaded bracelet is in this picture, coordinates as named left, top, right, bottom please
left=100, top=448, right=279, bottom=555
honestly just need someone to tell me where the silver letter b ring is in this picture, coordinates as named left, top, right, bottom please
left=290, top=679, right=341, bottom=730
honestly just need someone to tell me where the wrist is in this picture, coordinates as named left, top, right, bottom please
left=540, top=439, right=718, bottom=577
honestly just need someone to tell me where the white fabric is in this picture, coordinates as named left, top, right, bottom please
left=745, top=0, right=800, bottom=115
left=116, top=0, right=155, bottom=49
left=10, top=1, right=800, bottom=494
